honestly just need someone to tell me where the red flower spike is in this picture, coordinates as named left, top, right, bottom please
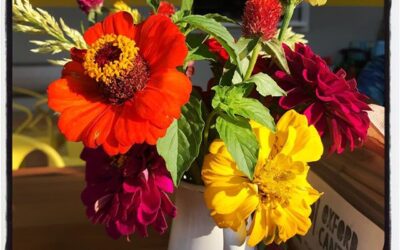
left=242, top=0, right=283, bottom=41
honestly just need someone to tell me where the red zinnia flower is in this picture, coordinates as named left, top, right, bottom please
left=275, top=43, right=370, bottom=154
left=48, top=12, right=191, bottom=156
left=81, top=144, right=176, bottom=239
left=242, top=0, right=283, bottom=41
left=157, top=1, right=176, bottom=17
left=205, top=38, right=230, bottom=64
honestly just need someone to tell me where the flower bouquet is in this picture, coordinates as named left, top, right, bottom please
left=13, top=0, right=370, bottom=248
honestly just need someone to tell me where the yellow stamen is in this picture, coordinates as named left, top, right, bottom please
left=83, top=34, right=139, bottom=84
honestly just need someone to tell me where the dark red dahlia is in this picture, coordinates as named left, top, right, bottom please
left=242, top=0, right=283, bottom=41
left=81, top=144, right=176, bottom=239
left=275, top=43, right=371, bottom=154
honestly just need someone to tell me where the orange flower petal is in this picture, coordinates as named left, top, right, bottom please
left=58, top=102, right=108, bottom=143
left=145, top=123, right=167, bottom=145
left=47, top=76, right=102, bottom=113
left=136, top=14, right=187, bottom=71
left=62, top=61, right=86, bottom=77
left=114, top=102, right=147, bottom=146
left=81, top=106, right=117, bottom=148
left=133, top=88, right=166, bottom=119
left=84, top=12, right=135, bottom=46
left=144, top=69, right=192, bottom=119
left=102, top=129, right=131, bottom=156
left=102, top=11, right=136, bottom=39
left=84, top=22, right=104, bottom=46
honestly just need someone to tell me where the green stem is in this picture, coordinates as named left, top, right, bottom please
left=188, top=161, right=203, bottom=185
left=278, top=3, right=296, bottom=42
left=202, top=109, right=220, bottom=154
left=244, top=42, right=262, bottom=81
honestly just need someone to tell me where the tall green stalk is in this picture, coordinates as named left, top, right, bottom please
left=244, top=42, right=262, bottom=81
left=278, top=3, right=296, bottom=41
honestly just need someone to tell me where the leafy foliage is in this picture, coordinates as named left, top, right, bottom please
left=212, top=85, right=276, bottom=131
left=180, top=0, right=194, bottom=13
left=157, top=96, right=205, bottom=186
left=146, top=0, right=160, bottom=13
left=244, top=73, right=286, bottom=97
left=262, top=38, right=290, bottom=74
left=216, top=115, right=259, bottom=179
left=179, top=15, right=243, bottom=73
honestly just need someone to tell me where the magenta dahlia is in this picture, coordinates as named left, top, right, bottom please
left=81, top=144, right=176, bottom=239
left=242, top=0, right=283, bottom=41
left=275, top=43, right=371, bottom=154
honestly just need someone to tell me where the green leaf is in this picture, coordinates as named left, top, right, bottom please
left=262, top=38, right=290, bottom=74
left=185, top=33, right=216, bottom=62
left=172, top=10, right=186, bottom=24
left=186, top=45, right=217, bottom=62
left=156, top=96, right=205, bottom=186
left=236, top=37, right=260, bottom=60
left=204, top=13, right=238, bottom=25
left=212, top=85, right=276, bottom=131
left=180, top=15, right=242, bottom=72
left=212, top=84, right=251, bottom=112
left=146, top=0, right=160, bottom=13
left=230, top=98, right=276, bottom=132
left=244, top=72, right=286, bottom=97
left=216, top=115, right=259, bottom=179
left=181, top=0, right=193, bottom=12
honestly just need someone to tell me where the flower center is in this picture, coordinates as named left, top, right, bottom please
left=84, top=34, right=139, bottom=85
left=95, top=44, right=122, bottom=68
left=84, top=34, right=150, bottom=105
left=254, top=158, right=298, bottom=208
left=100, top=56, right=150, bottom=105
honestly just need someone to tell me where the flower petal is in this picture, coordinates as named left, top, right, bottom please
left=84, top=12, right=136, bottom=45
left=136, top=15, right=187, bottom=71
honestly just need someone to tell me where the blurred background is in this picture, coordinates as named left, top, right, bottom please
left=12, top=0, right=386, bottom=249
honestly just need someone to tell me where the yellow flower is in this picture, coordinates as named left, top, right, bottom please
left=305, top=0, right=327, bottom=6
left=112, top=1, right=141, bottom=24
left=202, top=110, right=323, bottom=246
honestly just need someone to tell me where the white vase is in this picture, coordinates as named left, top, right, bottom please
left=168, top=182, right=255, bottom=250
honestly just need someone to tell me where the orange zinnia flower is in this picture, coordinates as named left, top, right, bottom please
left=48, top=12, right=191, bottom=156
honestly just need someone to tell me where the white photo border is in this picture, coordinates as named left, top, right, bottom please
left=1, top=0, right=7, bottom=249
left=0, top=0, right=398, bottom=249
left=390, top=0, right=399, bottom=249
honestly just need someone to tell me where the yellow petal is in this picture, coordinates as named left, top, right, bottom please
left=212, top=212, right=242, bottom=230
left=276, top=110, right=309, bottom=133
left=252, top=121, right=274, bottom=161
left=206, top=185, right=257, bottom=215
left=272, top=205, right=298, bottom=242
left=275, top=110, right=323, bottom=163
left=290, top=126, right=323, bottom=162
left=248, top=206, right=267, bottom=246
left=209, top=139, right=233, bottom=160
left=306, top=0, right=327, bottom=6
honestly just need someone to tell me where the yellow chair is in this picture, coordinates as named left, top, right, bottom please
left=13, top=86, right=85, bottom=167
left=63, top=141, right=85, bottom=167
left=12, top=134, right=66, bottom=170
left=13, top=87, right=55, bottom=146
